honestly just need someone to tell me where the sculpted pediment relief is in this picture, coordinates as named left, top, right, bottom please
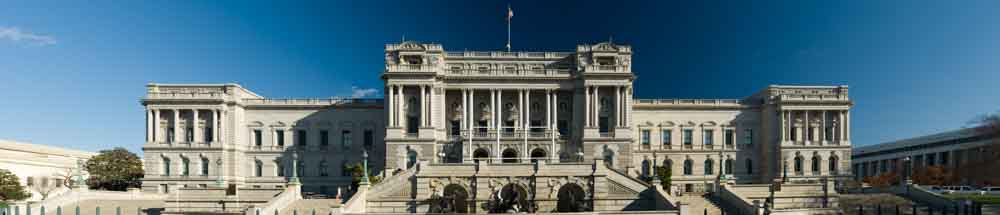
left=681, top=121, right=697, bottom=127
left=397, top=41, right=425, bottom=51
left=592, top=42, right=619, bottom=52
left=659, top=121, right=676, bottom=127
left=700, top=121, right=718, bottom=127
left=248, top=121, right=264, bottom=127
left=271, top=121, right=287, bottom=127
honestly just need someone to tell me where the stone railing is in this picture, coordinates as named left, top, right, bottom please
left=146, top=92, right=225, bottom=100
left=778, top=94, right=848, bottom=102
left=634, top=99, right=742, bottom=108
left=443, top=51, right=572, bottom=59
left=584, top=64, right=628, bottom=73
left=247, top=184, right=301, bottom=215
left=385, top=64, right=436, bottom=73
left=443, top=68, right=572, bottom=77
left=242, top=98, right=382, bottom=106
left=32, top=188, right=166, bottom=210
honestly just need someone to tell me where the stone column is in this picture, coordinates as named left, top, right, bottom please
left=496, top=89, right=502, bottom=161
left=154, top=109, right=160, bottom=142
left=804, top=110, right=810, bottom=145
left=821, top=110, right=827, bottom=144
left=420, top=85, right=426, bottom=127
left=490, top=89, right=496, bottom=130
left=388, top=85, right=395, bottom=127
left=523, top=89, right=529, bottom=162
left=585, top=86, right=591, bottom=127
left=615, top=86, right=621, bottom=127
left=212, top=109, right=219, bottom=143
left=779, top=110, right=786, bottom=144
left=845, top=110, right=851, bottom=141
left=147, top=109, right=154, bottom=142
left=594, top=86, right=600, bottom=129
left=626, top=86, right=633, bottom=127
left=470, top=89, right=475, bottom=131
left=396, top=85, right=406, bottom=127
left=219, top=110, right=226, bottom=144
left=173, top=109, right=180, bottom=143
left=519, top=89, right=524, bottom=130
left=193, top=109, right=200, bottom=143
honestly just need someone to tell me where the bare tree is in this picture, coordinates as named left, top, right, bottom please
left=955, top=113, right=1000, bottom=185
left=29, top=177, right=59, bottom=200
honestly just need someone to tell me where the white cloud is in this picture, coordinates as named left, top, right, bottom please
left=0, top=27, right=57, bottom=46
left=350, top=86, right=379, bottom=98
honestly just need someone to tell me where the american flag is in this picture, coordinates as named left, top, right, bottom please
left=507, top=6, right=514, bottom=21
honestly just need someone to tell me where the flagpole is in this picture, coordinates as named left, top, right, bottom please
left=506, top=4, right=512, bottom=52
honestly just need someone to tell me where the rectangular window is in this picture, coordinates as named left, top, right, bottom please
left=297, top=130, right=307, bottom=146
left=703, top=130, right=714, bottom=145
left=201, top=159, right=209, bottom=176
left=205, top=127, right=214, bottom=142
left=744, top=129, right=753, bottom=145
left=724, top=129, right=734, bottom=145
left=253, top=130, right=262, bottom=146
left=161, top=184, right=169, bottom=194
left=187, top=128, right=194, bottom=142
left=276, top=130, right=285, bottom=146
left=320, top=130, right=329, bottom=146
left=364, top=130, right=373, bottom=150
left=683, top=130, right=693, bottom=145
left=662, top=130, right=671, bottom=145
left=641, top=130, right=650, bottom=145
left=825, top=126, right=833, bottom=141
left=342, top=130, right=352, bottom=149
left=167, top=128, right=175, bottom=143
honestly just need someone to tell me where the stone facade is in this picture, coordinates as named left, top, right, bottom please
left=852, top=127, right=995, bottom=180
left=140, top=41, right=853, bottom=213
left=0, top=139, right=96, bottom=202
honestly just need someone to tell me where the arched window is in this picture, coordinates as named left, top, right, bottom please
left=502, top=148, right=518, bottom=163
left=794, top=156, right=804, bottom=174
left=811, top=156, right=821, bottom=173
left=641, top=160, right=651, bottom=177
left=725, top=159, right=734, bottom=175
left=473, top=148, right=489, bottom=163
left=530, top=148, right=546, bottom=163
left=201, top=157, right=210, bottom=176
left=683, top=159, right=693, bottom=175
left=407, top=149, right=418, bottom=168
left=746, top=159, right=753, bottom=174
left=162, top=157, right=171, bottom=176
left=181, top=157, right=190, bottom=176
left=254, top=160, right=263, bottom=177
left=829, top=156, right=839, bottom=172
left=704, top=159, right=714, bottom=175
left=319, top=160, right=329, bottom=176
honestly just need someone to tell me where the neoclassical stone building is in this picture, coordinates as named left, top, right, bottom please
left=140, top=41, right=852, bottom=213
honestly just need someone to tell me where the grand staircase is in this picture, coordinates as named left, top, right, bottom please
left=278, top=199, right=339, bottom=215
left=679, top=193, right=723, bottom=215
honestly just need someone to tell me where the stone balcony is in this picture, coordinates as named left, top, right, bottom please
left=583, top=64, right=629, bottom=73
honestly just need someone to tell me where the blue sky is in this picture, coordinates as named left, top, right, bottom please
left=2, top=0, right=999, bottom=154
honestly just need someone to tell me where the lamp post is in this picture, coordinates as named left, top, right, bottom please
left=215, top=158, right=224, bottom=187
left=361, top=151, right=370, bottom=185
left=903, top=156, right=912, bottom=184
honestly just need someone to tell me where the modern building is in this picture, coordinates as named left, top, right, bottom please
left=852, top=127, right=996, bottom=180
left=0, top=139, right=96, bottom=202
left=140, top=41, right=853, bottom=213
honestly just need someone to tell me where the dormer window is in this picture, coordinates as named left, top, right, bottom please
left=402, top=55, right=423, bottom=64
left=596, top=56, right=616, bottom=65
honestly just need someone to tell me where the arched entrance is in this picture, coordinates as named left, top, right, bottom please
left=473, top=148, right=489, bottom=163
left=489, top=184, right=531, bottom=213
left=530, top=148, right=546, bottom=163
left=502, top=148, right=519, bottom=163
left=429, top=184, right=470, bottom=213
left=556, top=183, right=590, bottom=212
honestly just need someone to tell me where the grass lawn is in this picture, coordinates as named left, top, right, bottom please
left=942, top=193, right=1000, bottom=204
left=0, top=201, right=7, bottom=208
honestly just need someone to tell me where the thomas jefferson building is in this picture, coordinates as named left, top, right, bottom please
left=140, top=41, right=853, bottom=213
